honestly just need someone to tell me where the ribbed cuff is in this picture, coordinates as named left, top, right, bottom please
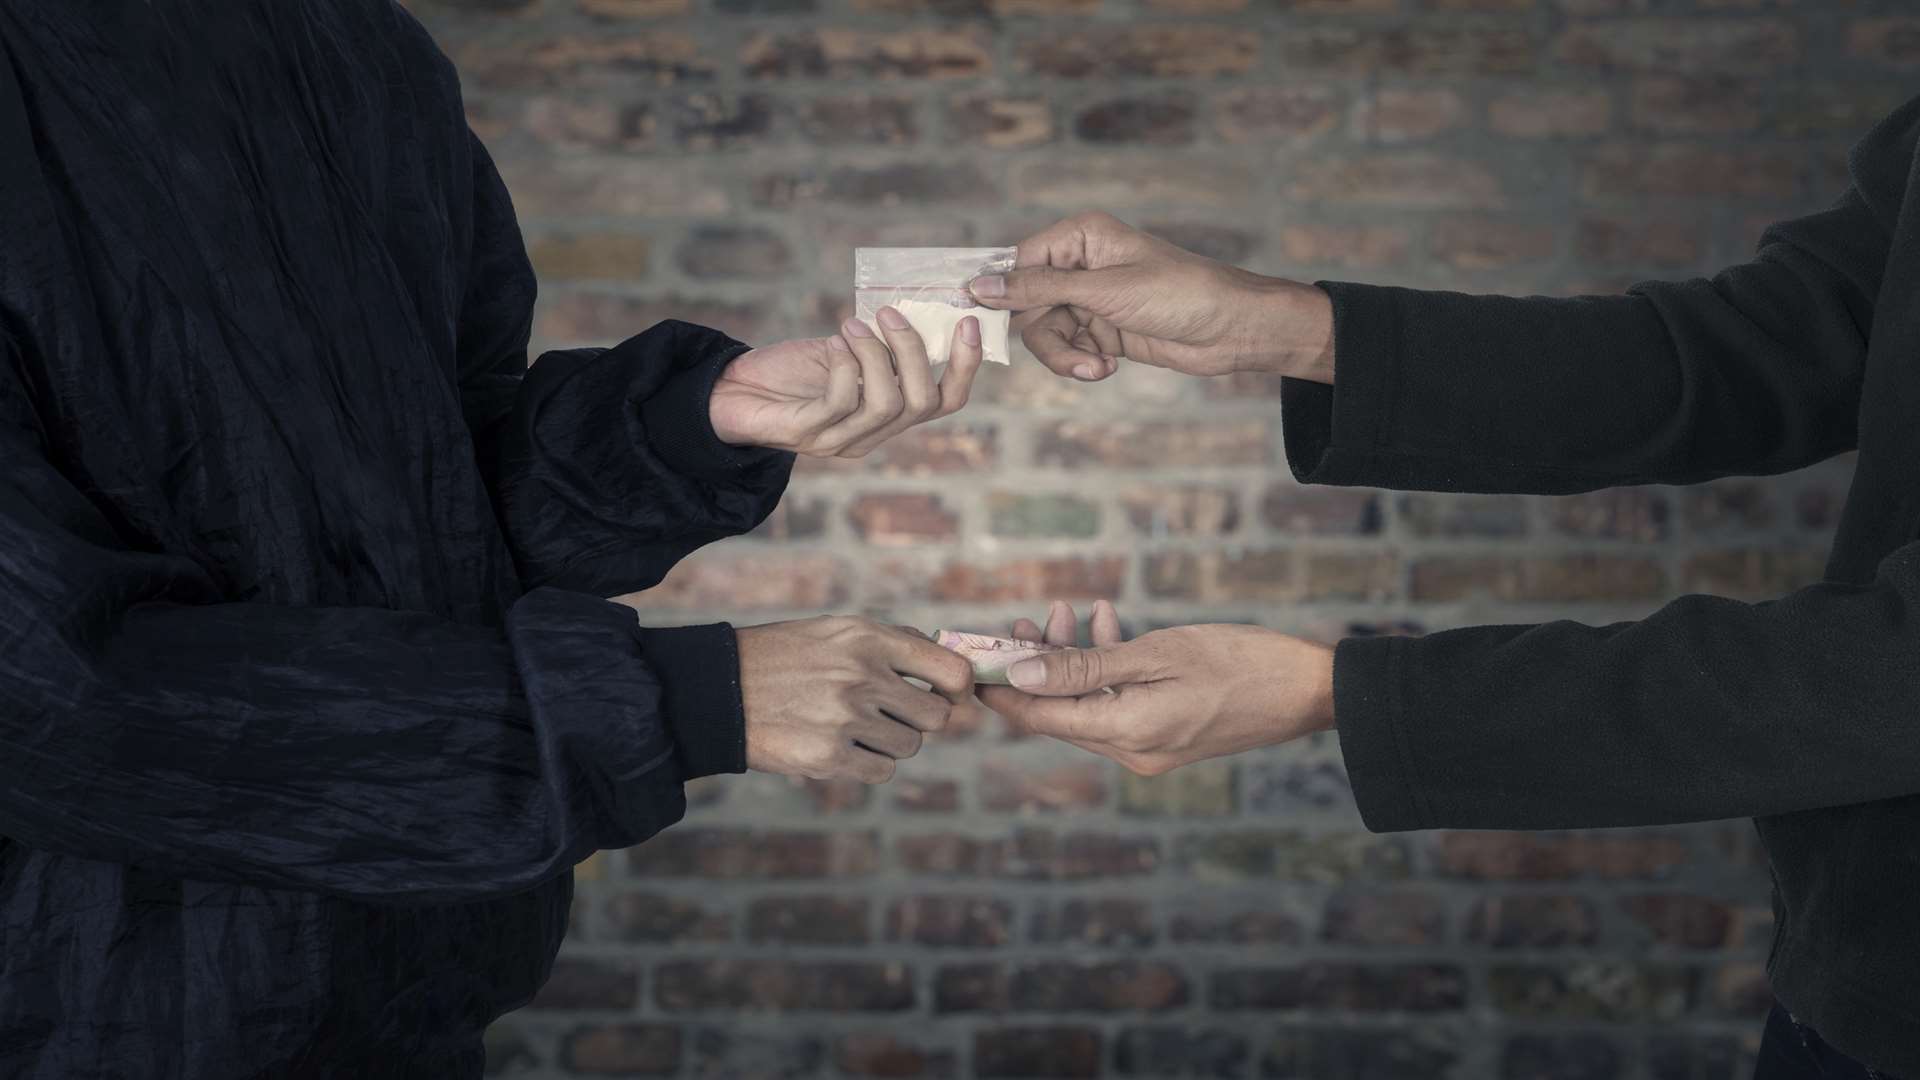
left=632, top=621, right=748, bottom=781
left=638, top=339, right=787, bottom=484
left=1281, top=281, right=1406, bottom=486
left=1331, top=634, right=1429, bottom=834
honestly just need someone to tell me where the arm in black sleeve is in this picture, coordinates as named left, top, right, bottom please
left=0, top=338, right=745, bottom=903
left=1282, top=96, right=1917, bottom=496
left=453, top=132, right=793, bottom=596
left=1334, top=538, right=1920, bottom=832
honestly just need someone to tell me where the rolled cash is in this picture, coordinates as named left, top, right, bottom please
left=929, top=630, right=1065, bottom=685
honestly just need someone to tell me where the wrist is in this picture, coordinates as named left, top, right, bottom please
left=708, top=355, right=752, bottom=447
left=1237, top=275, right=1334, bottom=382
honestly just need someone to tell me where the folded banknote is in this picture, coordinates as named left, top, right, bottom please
left=929, top=630, right=1064, bottom=685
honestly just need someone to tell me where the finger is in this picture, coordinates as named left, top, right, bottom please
left=1081, top=312, right=1125, bottom=360
left=968, top=264, right=1137, bottom=314
left=802, top=336, right=863, bottom=433
left=852, top=715, right=925, bottom=760
left=1043, top=600, right=1076, bottom=646
left=816, top=318, right=903, bottom=449
left=874, top=306, right=938, bottom=421
left=879, top=625, right=977, bottom=699
left=1090, top=599, right=1124, bottom=647
left=1005, top=640, right=1156, bottom=697
left=934, top=315, right=984, bottom=417
left=842, top=746, right=897, bottom=785
left=1011, top=617, right=1044, bottom=641
left=873, top=681, right=954, bottom=733
left=1022, top=307, right=1109, bottom=381
left=977, top=684, right=1121, bottom=744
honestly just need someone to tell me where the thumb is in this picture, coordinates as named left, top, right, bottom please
left=970, top=265, right=1134, bottom=314
left=1005, top=641, right=1149, bottom=696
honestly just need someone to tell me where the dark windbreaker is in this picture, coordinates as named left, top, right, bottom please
left=0, top=2, right=788, bottom=1075
left=1290, top=97, right=1920, bottom=1076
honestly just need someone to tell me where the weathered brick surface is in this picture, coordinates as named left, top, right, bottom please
left=407, top=0, right=1853, bottom=1071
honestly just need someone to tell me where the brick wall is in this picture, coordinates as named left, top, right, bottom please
left=402, top=0, right=1914, bottom=1075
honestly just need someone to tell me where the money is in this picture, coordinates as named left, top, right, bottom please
left=930, top=630, right=1064, bottom=685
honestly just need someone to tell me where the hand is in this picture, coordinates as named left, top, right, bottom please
left=976, top=601, right=1336, bottom=776
left=735, top=616, right=977, bottom=784
left=966, top=212, right=1334, bottom=384
left=710, top=308, right=983, bottom=458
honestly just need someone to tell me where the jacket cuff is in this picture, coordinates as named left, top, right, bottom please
left=1331, top=634, right=1430, bottom=833
left=638, top=337, right=788, bottom=485
left=632, top=621, right=749, bottom=781
left=1281, top=281, right=1406, bottom=487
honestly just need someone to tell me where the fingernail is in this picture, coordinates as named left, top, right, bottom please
left=1008, top=659, right=1044, bottom=689
left=829, top=334, right=852, bottom=351
left=960, top=316, right=980, bottom=346
left=843, top=318, right=875, bottom=338
left=876, top=306, right=910, bottom=331
left=970, top=274, right=1006, bottom=299
left=1073, top=363, right=1097, bottom=380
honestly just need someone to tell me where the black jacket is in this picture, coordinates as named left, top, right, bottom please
left=1289, top=97, right=1920, bottom=1075
left=0, top=2, right=786, bottom=1076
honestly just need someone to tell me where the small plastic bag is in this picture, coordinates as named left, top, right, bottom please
left=853, top=247, right=1016, bottom=365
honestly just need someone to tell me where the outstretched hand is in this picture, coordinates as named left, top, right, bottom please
left=966, top=212, right=1334, bottom=384
left=977, top=600, right=1337, bottom=776
left=710, top=308, right=983, bottom=458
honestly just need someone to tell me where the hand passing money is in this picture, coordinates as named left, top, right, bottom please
left=928, top=630, right=1066, bottom=685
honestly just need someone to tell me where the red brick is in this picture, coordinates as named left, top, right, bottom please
left=896, top=833, right=991, bottom=875
left=1030, top=899, right=1157, bottom=947
left=928, top=557, right=1124, bottom=603
left=1122, top=486, right=1241, bottom=537
left=525, top=232, right=651, bottom=281
left=980, top=758, right=1109, bottom=812
left=1074, top=97, right=1197, bottom=146
left=1011, top=156, right=1256, bottom=208
left=499, top=158, right=730, bottom=218
left=603, top=892, right=733, bottom=943
left=847, top=494, right=960, bottom=545
left=1576, top=215, right=1708, bottom=266
left=1489, top=89, right=1613, bottom=138
left=1178, top=830, right=1412, bottom=882
left=948, top=97, right=1054, bottom=148
left=836, top=1033, right=957, bottom=1078
left=893, top=779, right=961, bottom=812
left=564, top=1024, right=682, bottom=1076
left=1618, top=894, right=1740, bottom=949
left=794, top=96, right=921, bottom=145
left=1430, top=219, right=1557, bottom=269
left=537, top=291, right=768, bottom=345
left=1356, top=88, right=1467, bottom=142
left=669, top=93, right=775, bottom=149
left=1399, top=493, right=1529, bottom=537
left=624, top=552, right=849, bottom=610
left=625, top=828, right=879, bottom=878
left=1466, top=895, right=1601, bottom=948
left=1146, top=551, right=1291, bottom=603
left=937, top=962, right=1189, bottom=1012
left=1410, top=554, right=1665, bottom=602
left=1681, top=549, right=1826, bottom=600
left=1711, top=962, right=1773, bottom=1016
left=1141, top=222, right=1262, bottom=263
left=747, top=897, right=871, bottom=945
left=800, top=424, right=997, bottom=475
left=1548, top=489, right=1671, bottom=541
left=1211, top=964, right=1467, bottom=1011
left=1631, top=76, right=1763, bottom=134
left=886, top=896, right=1014, bottom=947
left=1850, top=19, right=1920, bottom=67
left=993, top=829, right=1161, bottom=881
left=1489, top=963, right=1697, bottom=1021
left=581, top=0, right=689, bottom=14
left=1320, top=891, right=1447, bottom=947
left=745, top=496, right=831, bottom=542
left=974, top=1028, right=1102, bottom=1079
left=1581, top=145, right=1801, bottom=200
left=522, top=96, right=653, bottom=151
left=1016, top=27, right=1256, bottom=78
left=741, top=30, right=990, bottom=80
left=1275, top=25, right=1536, bottom=75
left=1555, top=18, right=1798, bottom=74
left=1265, top=485, right=1384, bottom=534
left=754, top=163, right=998, bottom=208
left=1277, top=224, right=1412, bottom=268
left=1170, top=907, right=1306, bottom=944
left=1301, top=552, right=1401, bottom=602
left=458, top=33, right=713, bottom=89
left=1434, top=831, right=1690, bottom=880
left=1035, top=419, right=1269, bottom=468
left=1215, top=86, right=1343, bottom=143
left=675, top=224, right=791, bottom=279
left=1287, top=153, right=1503, bottom=207
left=656, top=961, right=914, bottom=1011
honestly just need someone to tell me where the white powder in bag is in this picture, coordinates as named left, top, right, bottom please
left=891, top=299, right=1012, bottom=366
